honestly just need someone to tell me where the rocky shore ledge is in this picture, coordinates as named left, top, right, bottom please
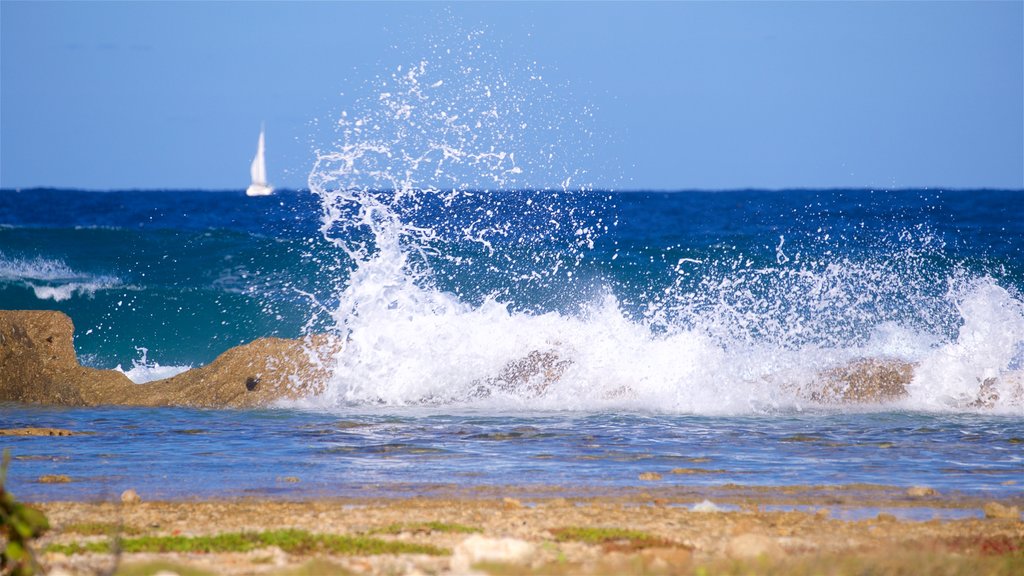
left=0, top=310, right=336, bottom=408
left=1, top=309, right=1017, bottom=408
left=27, top=490, right=1024, bottom=576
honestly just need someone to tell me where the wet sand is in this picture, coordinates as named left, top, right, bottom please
left=31, top=484, right=1024, bottom=575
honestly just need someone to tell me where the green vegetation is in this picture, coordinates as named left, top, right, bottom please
left=551, top=526, right=659, bottom=545
left=1, top=450, right=51, bottom=576
left=47, top=529, right=448, bottom=557
left=550, top=526, right=675, bottom=553
left=371, top=521, right=480, bottom=535
left=63, top=521, right=143, bottom=536
left=113, top=560, right=215, bottom=576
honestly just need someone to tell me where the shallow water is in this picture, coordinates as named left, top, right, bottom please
left=3, top=406, right=1020, bottom=501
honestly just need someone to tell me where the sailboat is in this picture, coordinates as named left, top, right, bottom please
left=246, top=126, right=274, bottom=197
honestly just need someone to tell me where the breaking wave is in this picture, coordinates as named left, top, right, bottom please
left=294, top=31, right=1024, bottom=415
left=0, top=253, right=122, bottom=302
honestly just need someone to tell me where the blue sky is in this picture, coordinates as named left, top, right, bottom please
left=2, top=1, right=1021, bottom=190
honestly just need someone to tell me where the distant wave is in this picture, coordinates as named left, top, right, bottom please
left=0, top=253, right=122, bottom=301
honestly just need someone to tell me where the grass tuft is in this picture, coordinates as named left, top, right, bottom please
left=46, top=529, right=448, bottom=557
left=371, top=521, right=480, bottom=535
left=63, top=522, right=142, bottom=536
left=550, top=526, right=673, bottom=552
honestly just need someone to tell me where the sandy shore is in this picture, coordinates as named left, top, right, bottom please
left=27, top=485, right=1024, bottom=575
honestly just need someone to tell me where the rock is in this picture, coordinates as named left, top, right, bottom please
left=38, top=474, right=71, bottom=483
left=120, top=489, right=141, bottom=504
left=0, top=427, right=77, bottom=436
left=132, top=334, right=339, bottom=408
left=451, top=535, right=535, bottom=573
left=0, top=310, right=338, bottom=408
left=726, top=533, right=783, bottom=559
left=638, top=472, right=663, bottom=481
left=483, top=350, right=571, bottom=397
left=983, top=502, right=1020, bottom=520
left=0, top=310, right=122, bottom=405
left=812, top=358, right=914, bottom=404
left=875, top=513, right=897, bottom=522
left=502, top=497, right=522, bottom=509
left=907, top=486, right=938, bottom=498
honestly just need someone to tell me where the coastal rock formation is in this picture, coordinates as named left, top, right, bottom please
left=0, top=310, right=126, bottom=405
left=0, top=310, right=335, bottom=408
left=2, top=310, right=1018, bottom=409
left=811, top=358, right=915, bottom=403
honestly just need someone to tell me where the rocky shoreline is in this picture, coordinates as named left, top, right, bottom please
left=27, top=488, right=1024, bottom=575
left=6, top=309, right=1020, bottom=409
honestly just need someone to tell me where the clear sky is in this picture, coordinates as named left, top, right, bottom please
left=2, top=1, right=1021, bottom=191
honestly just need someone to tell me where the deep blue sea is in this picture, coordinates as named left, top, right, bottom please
left=1, top=187, right=1022, bottom=502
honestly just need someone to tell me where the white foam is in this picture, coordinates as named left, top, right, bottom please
left=0, top=253, right=121, bottom=301
left=115, top=347, right=191, bottom=384
left=299, top=31, right=1024, bottom=415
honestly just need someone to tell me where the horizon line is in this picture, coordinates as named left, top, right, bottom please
left=3, top=186, right=1023, bottom=194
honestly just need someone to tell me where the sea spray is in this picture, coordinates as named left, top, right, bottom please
left=300, top=35, right=1024, bottom=413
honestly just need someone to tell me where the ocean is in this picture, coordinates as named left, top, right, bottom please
left=1, top=187, right=1022, bottom=502
left=1, top=42, right=1022, bottom=503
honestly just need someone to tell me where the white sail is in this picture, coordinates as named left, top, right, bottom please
left=246, top=126, right=274, bottom=196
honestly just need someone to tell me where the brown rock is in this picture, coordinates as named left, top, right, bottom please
left=120, top=489, right=141, bottom=504
left=38, top=474, right=71, bottom=483
left=0, top=427, right=77, bottom=436
left=485, top=350, right=571, bottom=397
left=907, top=486, right=938, bottom=498
left=0, top=310, right=338, bottom=408
left=983, top=502, right=1020, bottom=520
left=812, top=358, right=914, bottom=403
left=0, top=310, right=123, bottom=405
left=638, top=472, right=663, bottom=481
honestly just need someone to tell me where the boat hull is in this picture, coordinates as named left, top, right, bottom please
left=246, top=184, right=274, bottom=197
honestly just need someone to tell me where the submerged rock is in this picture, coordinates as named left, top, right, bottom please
left=0, top=428, right=78, bottom=437
left=906, top=486, right=938, bottom=498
